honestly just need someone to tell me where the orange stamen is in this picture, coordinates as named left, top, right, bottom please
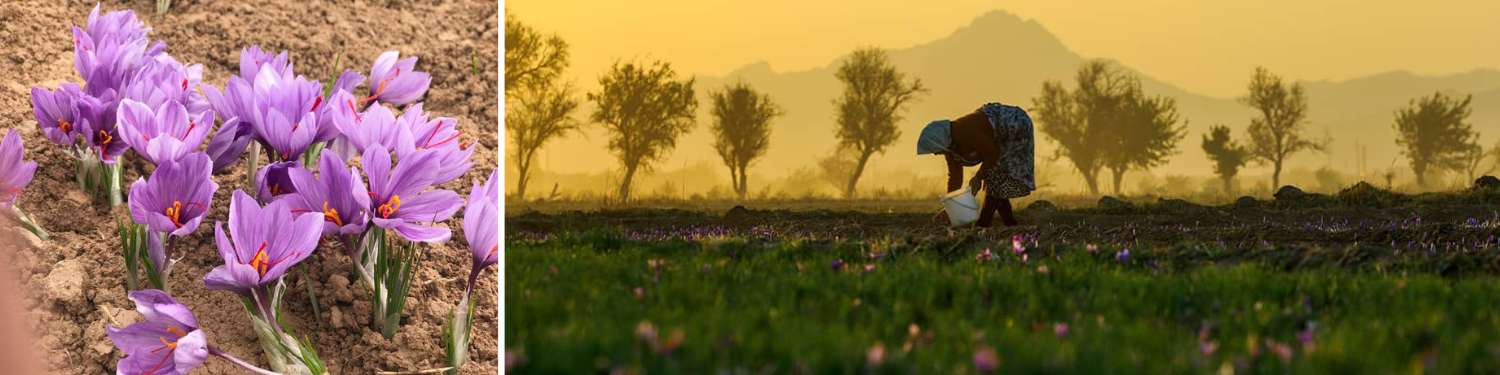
left=377, top=195, right=402, bottom=219
left=249, top=242, right=270, bottom=277
left=58, top=119, right=72, bottom=134
left=322, top=201, right=344, bottom=226
left=165, top=201, right=184, bottom=228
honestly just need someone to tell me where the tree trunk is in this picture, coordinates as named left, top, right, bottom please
left=619, top=163, right=639, bottom=203
left=1413, top=163, right=1427, bottom=188
left=1222, top=175, right=1233, bottom=195
left=1271, top=159, right=1284, bottom=190
left=845, top=151, right=873, bottom=199
left=1110, top=167, right=1126, bottom=195
left=737, top=164, right=749, bottom=199
left=1079, top=167, right=1101, bottom=196
left=515, top=157, right=531, bottom=202
left=725, top=163, right=740, bottom=199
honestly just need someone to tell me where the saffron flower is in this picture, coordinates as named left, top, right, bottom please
left=364, top=145, right=461, bottom=243
left=204, top=46, right=331, bottom=163
left=106, top=289, right=208, bottom=375
left=253, top=161, right=299, bottom=203
left=973, top=346, right=999, bottom=373
left=205, top=117, right=254, bottom=173
left=1116, top=248, right=1131, bottom=263
left=237, top=45, right=291, bottom=80
left=30, top=83, right=84, bottom=145
left=0, top=130, right=37, bottom=208
left=76, top=92, right=130, bottom=162
left=1010, top=234, right=1025, bottom=255
left=204, top=190, right=323, bottom=294
left=120, top=57, right=209, bottom=117
left=71, top=5, right=162, bottom=97
left=285, top=150, right=371, bottom=237
left=363, top=51, right=431, bottom=106
left=399, top=104, right=472, bottom=184
left=107, top=289, right=280, bottom=375
left=128, top=153, right=216, bottom=237
left=116, top=99, right=212, bottom=165
left=464, top=169, right=499, bottom=270
left=329, top=96, right=405, bottom=154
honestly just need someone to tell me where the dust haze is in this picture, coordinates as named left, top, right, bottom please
left=504, top=1, right=1500, bottom=203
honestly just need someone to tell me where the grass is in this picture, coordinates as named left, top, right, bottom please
left=506, top=231, right=1500, bottom=374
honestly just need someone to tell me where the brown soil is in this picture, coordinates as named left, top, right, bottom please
left=0, top=1, right=499, bottom=374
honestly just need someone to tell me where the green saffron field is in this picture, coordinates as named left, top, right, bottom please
left=506, top=193, right=1500, bottom=373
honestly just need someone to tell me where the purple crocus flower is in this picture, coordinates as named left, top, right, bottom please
left=286, top=150, right=371, bottom=236
left=204, top=117, right=254, bottom=173
left=0, top=130, right=38, bottom=208
left=117, top=99, right=212, bottom=165
left=237, top=45, right=291, bottom=80
left=253, top=162, right=300, bottom=203
left=363, top=51, right=431, bottom=106
left=71, top=5, right=162, bottom=96
left=398, top=104, right=472, bottom=184
left=465, top=170, right=499, bottom=268
left=128, top=153, right=216, bottom=237
left=120, top=57, right=210, bottom=118
left=203, top=190, right=323, bottom=295
left=329, top=94, right=405, bottom=154
left=204, top=47, right=329, bottom=163
left=76, top=91, right=130, bottom=162
left=364, top=145, right=461, bottom=243
left=106, top=289, right=209, bottom=375
left=30, top=83, right=84, bottom=145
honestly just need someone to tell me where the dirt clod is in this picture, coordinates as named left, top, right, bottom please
left=42, top=259, right=87, bottom=313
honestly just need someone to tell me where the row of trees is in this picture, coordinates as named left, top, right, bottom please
left=507, top=14, right=927, bottom=201
left=1201, top=67, right=1494, bottom=193
left=509, top=13, right=1496, bottom=201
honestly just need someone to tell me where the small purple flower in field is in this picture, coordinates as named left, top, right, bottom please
left=30, top=83, right=84, bottom=145
left=364, top=145, right=462, bottom=243
left=1116, top=248, right=1130, bottom=263
left=1265, top=339, right=1293, bottom=362
left=1011, top=234, right=1025, bottom=255
left=1466, top=218, right=1480, bottom=227
left=128, top=153, right=216, bottom=237
left=863, top=264, right=876, bottom=273
left=285, top=150, right=371, bottom=236
left=1036, top=264, right=1049, bottom=274
left=1085, top=243, right=1099, bottom=254
left=329, top=94, right=404, bottom=154
left=106, top=289, right=209, bottom=375
left=330, top=71, right=365, bottom=100
left=0, top=131, right=38, bottom=208
left=976, top=248, right=995, bottom=263
left=1053, top=322, right=1068, bottom=337
left=253, top=161, right=299, bottom=202
left=1199, top=340, right=1218, bottom=356
left=866, top=343, right=886, bottom=366
left=831, top=259, right=845, bottom=271
left=203, top=190, right=322, bottom=295
left=973, top=345, right=999, bottom=373
left=363, top=51, right=431, bottom=106
left=116, top=99, right=212, bottom=165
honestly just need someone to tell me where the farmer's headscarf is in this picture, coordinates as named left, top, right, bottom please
left=916, top=120, right=951, bottom=155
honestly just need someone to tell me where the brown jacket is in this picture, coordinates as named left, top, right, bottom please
left=945, top=111, right=998, bottom=192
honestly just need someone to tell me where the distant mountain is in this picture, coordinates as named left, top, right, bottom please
left=687, top=10, right=1500, bottom=183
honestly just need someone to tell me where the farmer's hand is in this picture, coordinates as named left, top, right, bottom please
left=968, top=174, right=984, bottom=195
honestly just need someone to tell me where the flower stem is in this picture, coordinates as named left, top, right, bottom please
left=208, top=346, right=280, bottom=375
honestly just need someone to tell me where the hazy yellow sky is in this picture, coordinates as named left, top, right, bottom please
left=510, top=0, right=1500, bottom=97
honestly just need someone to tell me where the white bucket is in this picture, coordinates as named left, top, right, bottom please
left=940, top=187, right=980, bottom=227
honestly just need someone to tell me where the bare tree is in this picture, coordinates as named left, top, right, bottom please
left=833, top=47, right=926, bottom=198
left=588, top=61, right=697, bottom=202
left=1201, top=124, right=1250, bottom=194
left=1242, top=66, right=1322, bottom=189
left=504, top=12, right=569, bottom=97
left=1394, top=91, right=1476, bottom=187
left=508, top=81, right=579, bottom=201
left=709, top=82, right=781, bottom=199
